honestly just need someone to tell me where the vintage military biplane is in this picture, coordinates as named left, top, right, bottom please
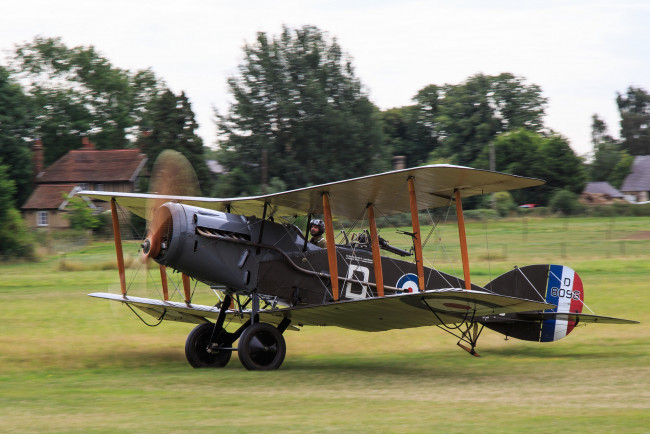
left=79, top=154, right=637, bottom=370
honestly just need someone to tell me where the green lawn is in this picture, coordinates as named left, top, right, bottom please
left=1, top=216, right=648, bottom=432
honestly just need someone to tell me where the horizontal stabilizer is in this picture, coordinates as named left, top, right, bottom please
left=517, top=312, right=639, bottom=325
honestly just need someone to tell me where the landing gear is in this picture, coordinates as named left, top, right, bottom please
left=185, top=322, right=232, bottom=368
left=237, top=322, right=287, bottom=371
left=184, top=292, right=290, bottom=370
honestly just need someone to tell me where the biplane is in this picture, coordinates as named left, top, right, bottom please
left=79, top=154, right=637, bottom=370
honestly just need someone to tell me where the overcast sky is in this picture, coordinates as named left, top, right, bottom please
left=2, top=0, right=649, bottom=157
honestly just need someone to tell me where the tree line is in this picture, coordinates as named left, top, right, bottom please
left=1, top=27, right=650, bottom=258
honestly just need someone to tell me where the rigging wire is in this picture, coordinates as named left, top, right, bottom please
left=125, top=303, right=166, bottom=327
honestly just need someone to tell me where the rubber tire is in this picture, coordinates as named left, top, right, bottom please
left=237, top=323, right=286, bottom=371
left=185, top=322, right=232, bottom=368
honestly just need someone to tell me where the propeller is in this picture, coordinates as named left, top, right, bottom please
left=141, top=150, right=200, bottom=262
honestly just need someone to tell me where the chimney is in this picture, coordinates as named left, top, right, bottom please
left=392, top=155, right=406, bottom=170
left=81, top=136, right=95, bottom=149
left=32, top=138, right=44, bottom=179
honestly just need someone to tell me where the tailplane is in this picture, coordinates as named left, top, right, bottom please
left=481, top=264, right=636, bottom=342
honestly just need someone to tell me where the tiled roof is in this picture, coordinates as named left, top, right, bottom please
left=621, top=155, right=650, bottom=191
left=21, top=184, right=78, bottom=210
left=37, top=149, right=147, bottom=183
left=583, top=182, right=624, bottom=198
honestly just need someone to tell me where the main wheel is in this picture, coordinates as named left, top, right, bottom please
left=237, top=323, right=286, bottom=371
left=185, top=322, right=232, bottom=368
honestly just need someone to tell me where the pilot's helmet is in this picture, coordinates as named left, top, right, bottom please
left=310, top=219, right=325, bottom=236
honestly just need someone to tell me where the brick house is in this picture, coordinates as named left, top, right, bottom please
left=21, top=138, right=147, bottom=230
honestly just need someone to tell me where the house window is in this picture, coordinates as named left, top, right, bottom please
left=37, top=211, right=49, bottom=227
left=96, top=184, right=104, bottom=191
left=79, top=183, right=89, bottom=191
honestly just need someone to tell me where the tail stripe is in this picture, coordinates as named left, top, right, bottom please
left=541, top=265, right=575, bottom=342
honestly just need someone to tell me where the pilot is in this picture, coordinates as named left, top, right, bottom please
left=309, top=219, right=327, bottom=248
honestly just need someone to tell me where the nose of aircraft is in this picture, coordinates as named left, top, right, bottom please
left=141, top=205, right=173, bottom=262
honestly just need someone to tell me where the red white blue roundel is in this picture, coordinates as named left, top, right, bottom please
left=396, top=273, right=419, bottom=293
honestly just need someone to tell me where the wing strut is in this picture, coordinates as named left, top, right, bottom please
left=367, top=204, right=385, bottom=297
left=454, top=190, right=471, bottom=290
left=408, top=177, right=425, bottom=291
left=182, top=273, right=192, bottom=305
left=110, top=198, right=127, bottom=296
left=322, top=192, right=339, bottom=301
left=159, top=265, right=169, bottom=301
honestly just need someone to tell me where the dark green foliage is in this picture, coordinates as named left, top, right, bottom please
left=0, top=67, right=34, bottom=206
left=63, top=196, right=100, bottom=231
left=473, top=129, right=586, bottom=205
left=431, top=73, right=546, bottom=166
left=608, top=151, right=634, bottom=189
left=0, top=164, right=34, bottom=259
left=617, top=86, right=650, bottom=156
left=588, top=114, right=633, bottom=188
left=381, top=85, right=440, bottom=167
left=549, top=189, right=583, bottom=215
left=216, top=25, right=388, bottom=196
left=136, top=91, right=213, bottom=194
left=494, top=191, right=516, bottom=217
left=9, top=36, right=164, bottom=164
left=0, top=162, right=16, bottom=216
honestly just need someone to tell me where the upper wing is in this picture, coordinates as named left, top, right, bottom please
left=89, top=288, right=554, bottom=332
left=79, top=164, right=544, bottom=219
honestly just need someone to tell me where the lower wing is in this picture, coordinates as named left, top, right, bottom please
left=89, top=289, right=553, bottom=332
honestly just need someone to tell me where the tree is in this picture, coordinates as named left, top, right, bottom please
left=9, top=36, right=164, bottom=164
left=431, top=73, right=547, bottom=166
left=473, top=129, right=586, bottom=205
left=494, top=191, right=516, bottom=217
left=381, top=106, right=419, bottom=165
left=64, top=196, right=100, bottom=230
left=588, top=114, right=624, bottom=183
left=608, top=151, right=634, bottom=189
left=216, top=25, right=388, bottom=196
left=617, top=86, right=650, bottom=156
left=381, top=85, right=441, bottom=167
left=549, top=189, right=582, bottom=215
left=0, top=66, right=34, bottom=206
left=0, top=163, right=34, bottom=259
left=136, top=90, right=213, bottom=194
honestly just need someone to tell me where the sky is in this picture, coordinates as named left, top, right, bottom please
left=1, top=0, right=649, bottom=157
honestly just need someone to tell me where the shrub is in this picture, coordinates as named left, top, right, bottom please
left=64, top=196, right=101, bottom=230
left=464, top=208, right=499, bottom=220
left=0, top=208, right=35, bottom=260
left=494, top=191, right=516, bottom=217
left=549, top=189, right=583, bottom=215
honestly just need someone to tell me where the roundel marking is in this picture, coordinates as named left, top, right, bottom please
left=396, top=273, right=419, bottom=293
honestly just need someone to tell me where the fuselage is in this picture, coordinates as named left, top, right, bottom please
left=148, top=202, right=476, bottom=306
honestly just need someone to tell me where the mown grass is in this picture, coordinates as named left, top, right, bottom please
left=1, top=216, right=649, bottom=433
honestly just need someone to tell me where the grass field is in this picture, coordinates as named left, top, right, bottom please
left=1, top=216, right=649, bottom=433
